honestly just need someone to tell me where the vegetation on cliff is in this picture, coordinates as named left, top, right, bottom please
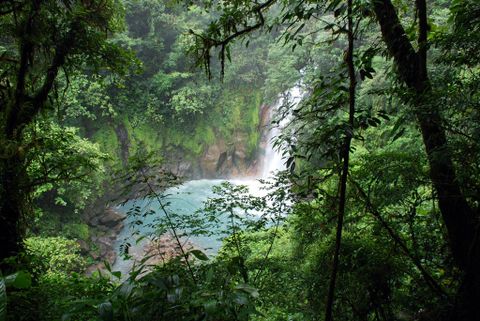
left=2, top=0, right=480, bottom=320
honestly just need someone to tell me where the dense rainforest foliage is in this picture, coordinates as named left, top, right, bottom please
left=1, top=0, right=480, bottom=320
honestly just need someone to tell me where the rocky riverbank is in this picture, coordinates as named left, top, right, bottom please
left=121, top=234, right=198, bottom=268
left=80, top=207, right=125, bottom=274
left=82, top=206, right=200, bottom=275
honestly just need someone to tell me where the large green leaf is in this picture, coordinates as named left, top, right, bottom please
left=98, top=302, right=113, bottom=321
left=189, top=249, right=209, bottom=261
left=0, top=276, right=6, bottom=321
left=4, top=271, right=31, bottom=289
left=235, top=284, right=259, bottom=298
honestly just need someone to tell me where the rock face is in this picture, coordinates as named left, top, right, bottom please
left=114, top=122, right=130, bottom=167
left=107, top=99, right=272, bottom=180
left=162, top=140, right=259, bottom=179
left=198, top=136, right=259, bottom=178
left=84, top=207, right=125, bottom=275
left=162, top=103, right=273, bottom=179
left=136, top=234, right=197, bottom=266
left=100, top=208, right=125, bottom=229
left=201, top=140, right=227, bottom=177
left=114, top=233, right=201, bottom=274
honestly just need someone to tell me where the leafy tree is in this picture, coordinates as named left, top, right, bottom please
left=24, top=236, right=86, bottom=279
left=0, top=0, right=134, bottom=263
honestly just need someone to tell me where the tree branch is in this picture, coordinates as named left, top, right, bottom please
left=349, top=177, right=448, bottom=298
left=15, top=22, right=78, bottom=137
left=191, top=0, right=277, bottom=79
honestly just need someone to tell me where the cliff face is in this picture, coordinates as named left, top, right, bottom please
left=159, top=103, right=272, bottom=179
left=162, top=135, right=259, bottom=179
left=106, top=102, right=272, bottom=180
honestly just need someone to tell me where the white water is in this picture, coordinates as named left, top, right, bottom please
left=112, top=86, right=303, bottom=274
left=261, top=85, right=303, bottom=177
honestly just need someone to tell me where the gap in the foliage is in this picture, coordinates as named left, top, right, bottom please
left=112, top=86, right=303, bottom=275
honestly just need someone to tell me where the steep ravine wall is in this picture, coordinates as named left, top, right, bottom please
left=110, top=106, right=271, bottom=179
left=162, top=133, right=260, bottom=179
left=94, top=88, right=271, bottom=181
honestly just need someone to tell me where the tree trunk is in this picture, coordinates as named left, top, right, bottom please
left=372, top=0, right=480, bottom=319
left=0, top=155, right=25, bottom=265
left=324, top=1, right=356, bottom=319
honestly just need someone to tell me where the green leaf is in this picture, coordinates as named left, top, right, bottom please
left=135, top=235, right=147, bottom=245
left=5, top=271, right=31, bottom=289
left=98, top=302, right=113, bottom=321
left=61, top=313, right=72, bottom=321
left=111, top=271, right=122, bottom=279
left=189, top=249, right=209, bottom=261
left=234, top=293, right=249, bottom=305
left=204, top=300, right=217, bottom=314
left=293, top=23, right=305, bottom=37
left=235, top=284, right=259, bottom=298
left=226, top=46, right=232, bottom=62
left=104, top=260, right=111, bottom=272
left=377, top=112, right=390, bottom=121
left=0, top=276, right=6, bottom=321
left=391, top=127, right=406, bottom=142
left=206, top=267, right=214, bottom=283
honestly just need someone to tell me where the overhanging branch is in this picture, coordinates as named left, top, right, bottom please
left=190, top=0, right=277, bottom=79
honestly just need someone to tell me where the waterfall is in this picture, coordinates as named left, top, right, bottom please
left=112, top=85, right=304, bottom=275
left=260, top=85, right=303, bottom=178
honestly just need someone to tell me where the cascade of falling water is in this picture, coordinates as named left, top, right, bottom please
left=112, top=85, right=304, bottom=275
left=260, top=85, right=303, bottom=178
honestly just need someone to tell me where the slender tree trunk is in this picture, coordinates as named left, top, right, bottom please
left=324, top=1, right=356, bottom=319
